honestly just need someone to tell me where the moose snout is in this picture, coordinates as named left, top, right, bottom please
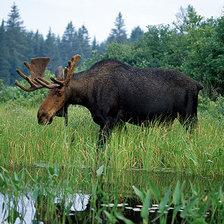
left=37, top=111, right=52, bottom=125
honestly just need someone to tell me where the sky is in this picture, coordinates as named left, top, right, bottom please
left=0, top=0, right=224, bottom=42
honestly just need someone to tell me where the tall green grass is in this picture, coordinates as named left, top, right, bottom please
left=0, top=102, right=223, bottom=175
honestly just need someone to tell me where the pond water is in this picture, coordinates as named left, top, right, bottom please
left=0, top=168, right=223, bottom=223
left=0, top=193, right=184, bottom=224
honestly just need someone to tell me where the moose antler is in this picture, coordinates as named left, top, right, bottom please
left=35, top=54, right=81, bottom=88
left=15, top=55, right=81, bottom=91
left=15, top=57, right=52, bottom=92
left=64, top=55, right=81, bottom=85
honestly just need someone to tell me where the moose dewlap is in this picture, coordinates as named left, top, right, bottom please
left=15, top=54, right=203, bottom=147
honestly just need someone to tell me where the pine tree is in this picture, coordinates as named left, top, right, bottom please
left=91, top=37, right=106, bottom=55
left=97, top=41, right=107, bottom=55
left=108, top=12, right=127, bottom=44
left=77, top=25, right=91, bottom=59
left=92, top=37, right=98, bottom=51
left=25, top=31, right=35, bottom=59
left=60, top=21, right=79, bottom=65
left=130, top=26, right=144, bottom=42
left=0, top=20, right=10, bottom=85
left=32, top=30, right=45, bottom=57
left=44, top=28, right=61, bottom=72
left=6, top=3, right=27, bottom=85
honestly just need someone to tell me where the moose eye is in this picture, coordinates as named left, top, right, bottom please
left=56, top=90, right=62, bottom=96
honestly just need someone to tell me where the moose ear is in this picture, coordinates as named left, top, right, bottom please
left=54, top=66, right=64, bottom=80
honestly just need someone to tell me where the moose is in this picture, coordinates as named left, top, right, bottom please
left=15, top=55, right=203, bottom=147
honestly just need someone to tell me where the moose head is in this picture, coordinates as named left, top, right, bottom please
left=15, top=55, right=81, bottom=125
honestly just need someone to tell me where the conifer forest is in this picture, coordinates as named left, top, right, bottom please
left=0, top=3, right=224, bottom=96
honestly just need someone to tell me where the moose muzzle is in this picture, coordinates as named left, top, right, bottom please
left=37, top=110, right=53, bottom=125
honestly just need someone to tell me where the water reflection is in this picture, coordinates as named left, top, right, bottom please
left=104, top=168, right=223, bottom=196
left=0, top=193, right=34, bottom=224
left=0, top=193, right=90, bottom=224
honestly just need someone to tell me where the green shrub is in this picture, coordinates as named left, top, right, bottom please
left=198, top=94, right=224, bottom=119
left=0, top=73, right=50, bottom=107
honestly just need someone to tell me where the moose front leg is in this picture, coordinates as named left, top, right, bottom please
left=64, top=112, right=68, bottom=126
left=93, top=110, right=119, bottom=151
left=97, top=124, right=113, bottom=151
left=64, top=107, right=68, bottom=126
left=56, top=106, right=68, bottom=126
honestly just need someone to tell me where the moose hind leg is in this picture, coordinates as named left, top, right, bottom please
left=178, top=92, right=199, bottom=130
left=178, top=113, right=198, bottom=130
left=97, top=122, right=115, bottom=151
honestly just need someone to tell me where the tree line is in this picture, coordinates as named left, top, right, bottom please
left=0, top=4, right=224, bottom=96
left=0, top=4, right=143, bottom=86
left=104, top=6, right=224, bottom=96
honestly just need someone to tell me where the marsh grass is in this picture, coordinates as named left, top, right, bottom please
left=0, top=102, right=223, bottom=176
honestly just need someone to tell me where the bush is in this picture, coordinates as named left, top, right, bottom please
left=0, top=79, right=19, bottom=102
left=0, top=74, right=49, bottom=107
left=198, top=94, right=224, bottom=119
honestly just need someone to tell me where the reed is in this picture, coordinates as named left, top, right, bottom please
left=1, top=102, right=223, bottom=176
